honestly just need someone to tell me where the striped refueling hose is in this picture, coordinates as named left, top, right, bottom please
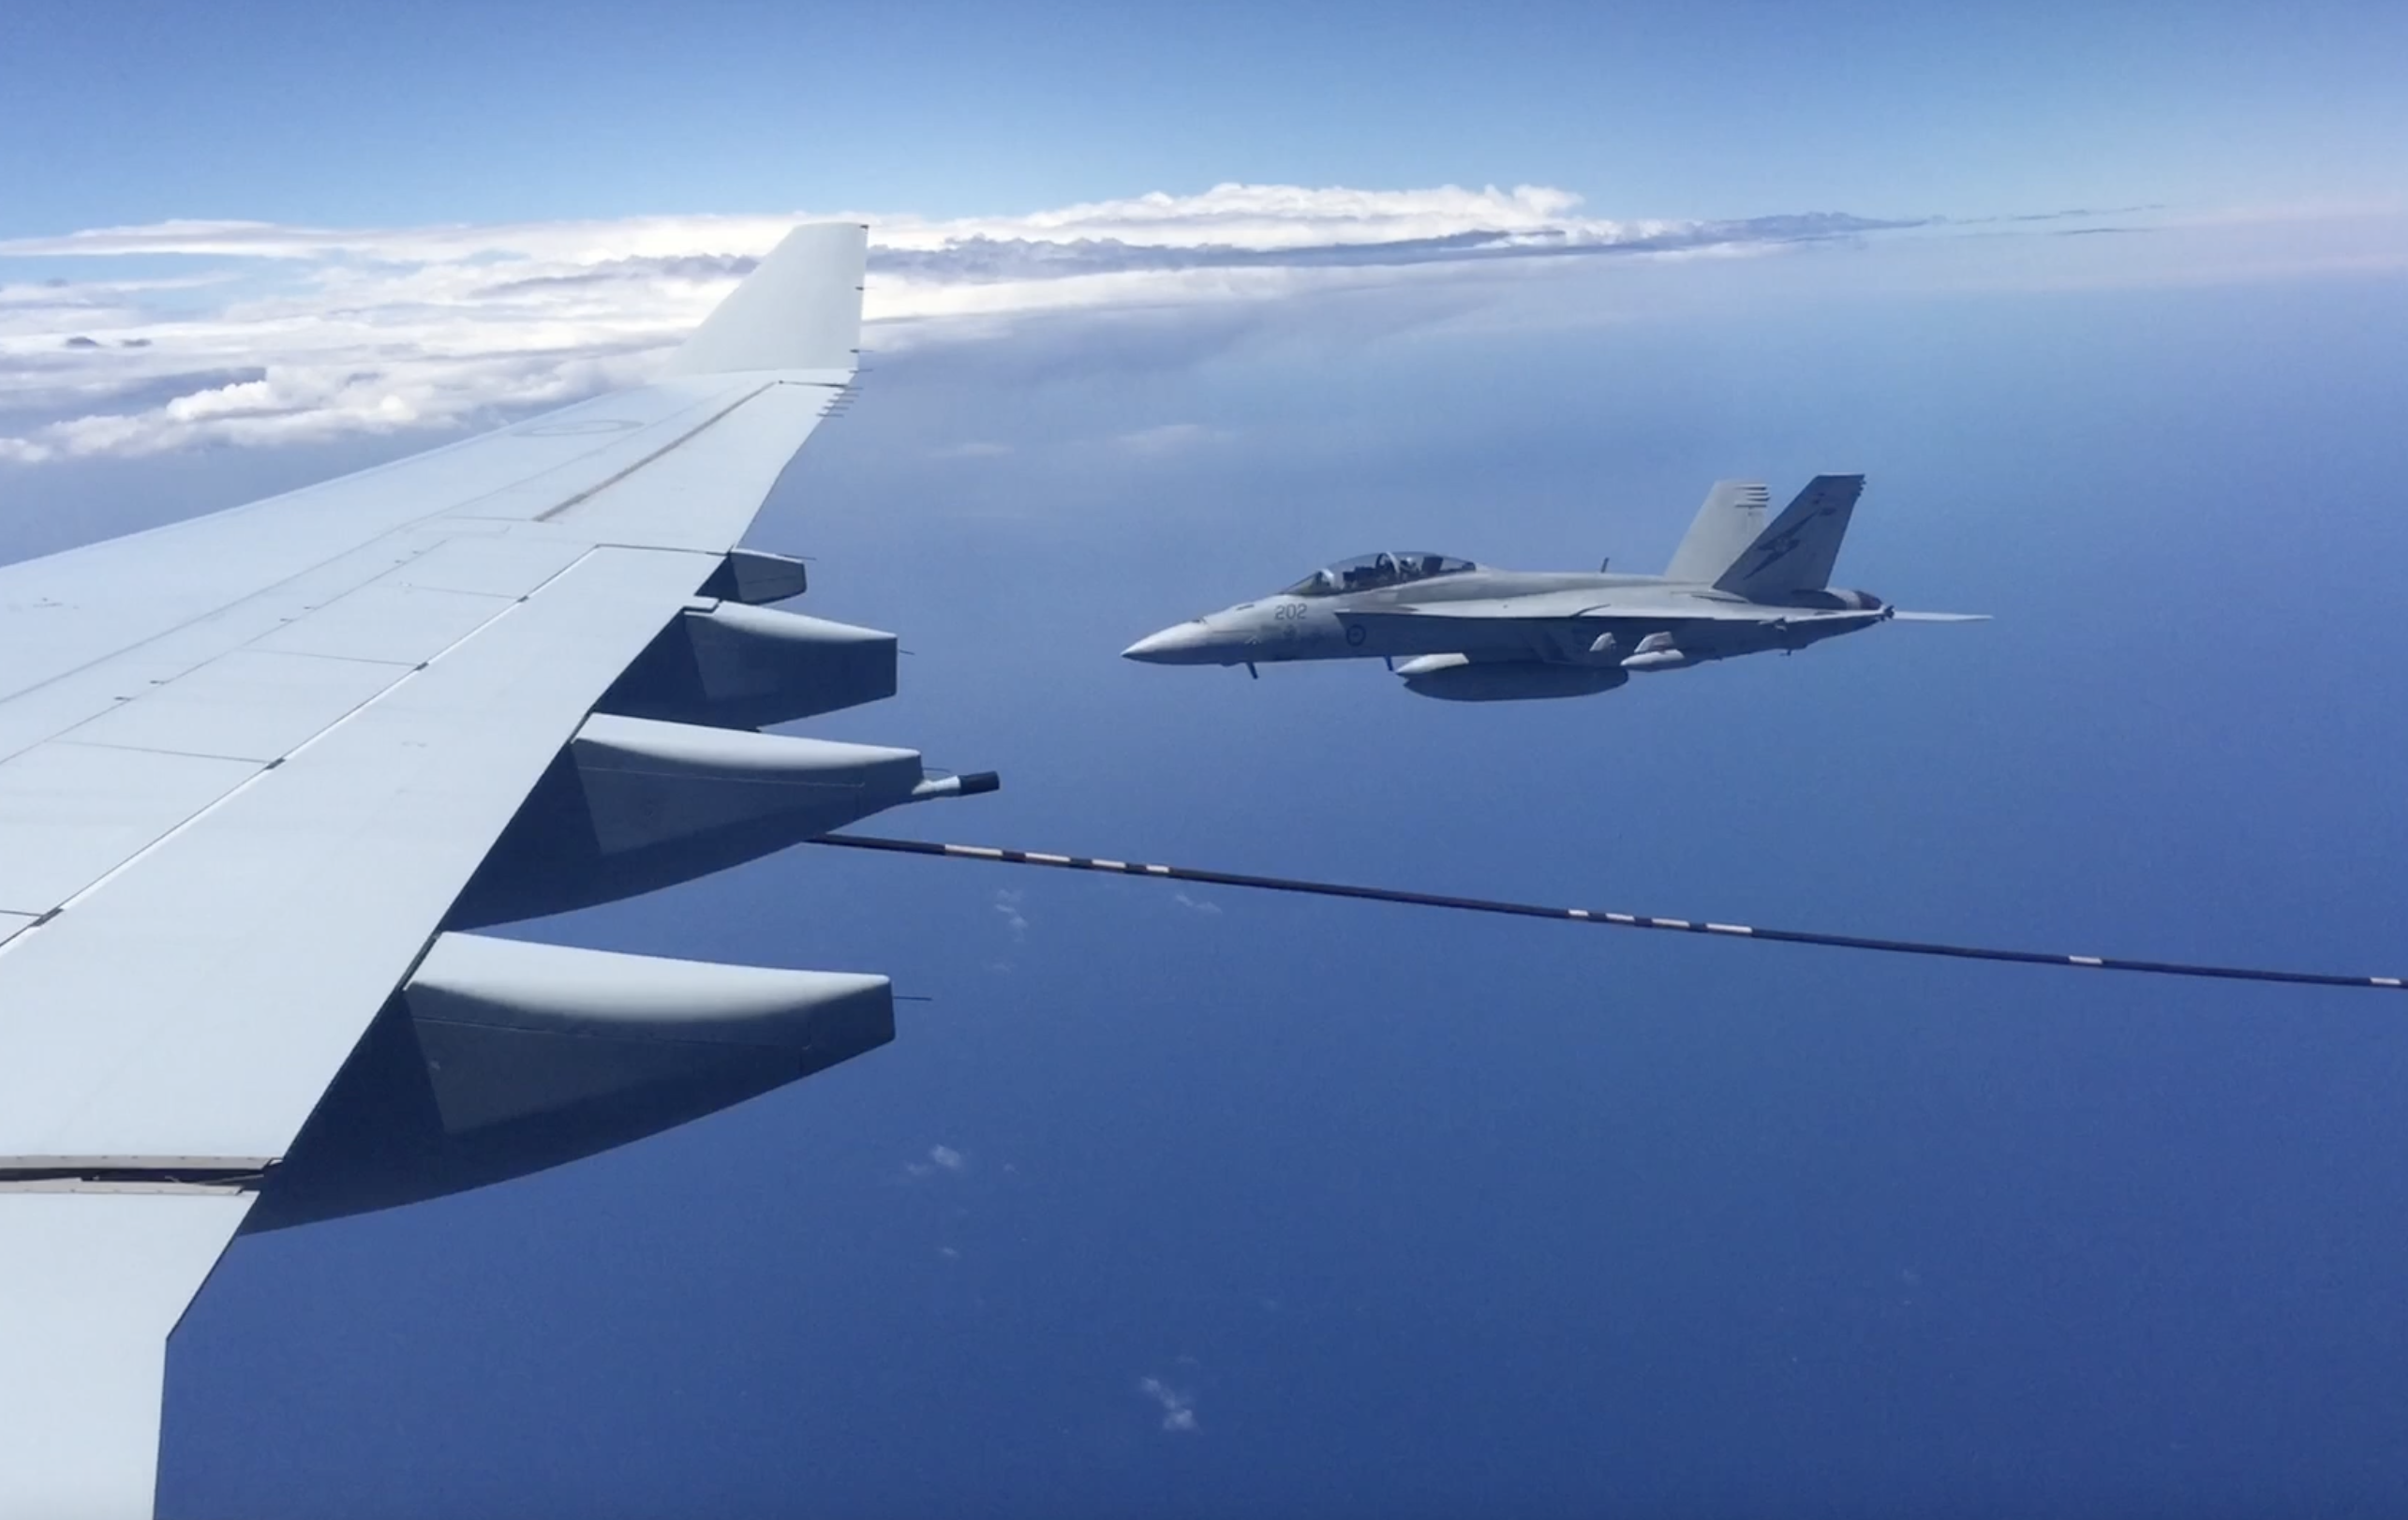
left=814, top=833, right=2404, bottom=994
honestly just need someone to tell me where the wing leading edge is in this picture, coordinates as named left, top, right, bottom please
left=0, top=223, right=988, bottom=1519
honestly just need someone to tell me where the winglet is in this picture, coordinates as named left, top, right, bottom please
left=662, top=223, right=868, bottom=377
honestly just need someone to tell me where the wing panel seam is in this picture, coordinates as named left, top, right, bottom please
left=533, top=383, right=774, bottom=523
left=0, top=546, right=602, bottom=954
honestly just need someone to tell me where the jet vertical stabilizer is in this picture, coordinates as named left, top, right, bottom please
left=1714, top=473, right=1865, bottom=597
left=1663, top=480, right=1771, bottom=583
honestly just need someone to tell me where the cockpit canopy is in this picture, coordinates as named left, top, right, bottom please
left=1283, top=551, right=1477, bottom=598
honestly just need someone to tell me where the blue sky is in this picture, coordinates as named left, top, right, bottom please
left=4, top=1, right=2404, bottom=232
left=3, top=4, right=2407, bottom=1516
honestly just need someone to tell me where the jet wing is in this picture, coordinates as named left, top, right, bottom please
left=1339, top=596, right=1889, bottom=663
left=0, top=225, right=881, bottom=1517
left=1359, top=591, right=1880, bottom=623
left=1352, top=598, right=1987, bottom=630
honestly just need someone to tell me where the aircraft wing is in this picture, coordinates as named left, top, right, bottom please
left=1354, top=598, right=1988, bottom=630
left=1338, top=596, right=1894, bottom=663
left=0, top=225, right=938, bottom=1518
left=1359, top=595, right=1842, bottom=623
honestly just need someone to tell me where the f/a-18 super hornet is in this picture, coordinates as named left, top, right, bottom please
left=1122, top=475, right=1984, bottom=700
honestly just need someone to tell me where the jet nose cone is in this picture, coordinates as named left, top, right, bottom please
left=1122, top=621, right=1211, bottom=663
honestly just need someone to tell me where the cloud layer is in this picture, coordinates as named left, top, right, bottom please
left=0, top=183, right=2012, bottom=463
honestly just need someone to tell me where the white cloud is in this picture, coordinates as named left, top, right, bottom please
left=1171, top=891, right=1223, bottom=916
left=1112, top=422, right=1232, bottom=456
left=900, top=1143, right=968, bottom=1181
left=0, top=185, right=1627, bottom=268
left=993, top=888, right=1028, bottom=941
left=0, top=183, right=2188, bottom=464
left=1137, top=1376, right=1199, bottom=1433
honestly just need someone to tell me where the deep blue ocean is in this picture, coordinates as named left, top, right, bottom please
left=125, top=244, right=2408, bottom=1517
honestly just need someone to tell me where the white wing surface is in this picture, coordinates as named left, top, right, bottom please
left=0, top=224, right=963, bottom=1519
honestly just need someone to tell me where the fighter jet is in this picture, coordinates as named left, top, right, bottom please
left=1122, top=475, right=1984, bottom=700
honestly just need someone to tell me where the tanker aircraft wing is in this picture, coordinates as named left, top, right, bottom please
left=0, top=224, right=995, bottom=1518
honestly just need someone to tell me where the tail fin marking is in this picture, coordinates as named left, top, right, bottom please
left=1713, top=474, right=1865, bottom=597
left=1662, top=481, right=1771, bottom=583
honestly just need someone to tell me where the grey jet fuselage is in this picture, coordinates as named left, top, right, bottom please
left=1122, top=477, right=1981, bottom=700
